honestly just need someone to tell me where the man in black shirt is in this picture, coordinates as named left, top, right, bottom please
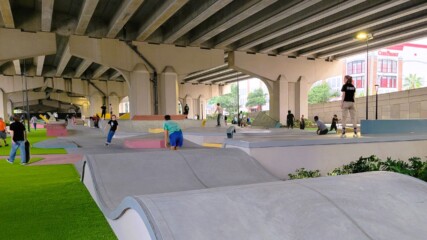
left=105, top=115, right=118, bottom=146
left=7, top=115, right=27, bottom=164
left=341, top=75, right=358, bottom=138
left=101, top=105, right=107, bottom=119
left=286, top=110, right=295, bottom=129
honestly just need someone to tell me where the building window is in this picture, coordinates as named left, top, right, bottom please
left=353, top=76, right=365, bottom=88
left=347, top=60, right=365, bottom=75
left=378, top=75, right=397, bottom=88
left=378, top=59, right=397, bottom=73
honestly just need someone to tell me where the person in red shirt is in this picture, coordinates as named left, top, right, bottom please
left=0, top=117, right=9, bottom=147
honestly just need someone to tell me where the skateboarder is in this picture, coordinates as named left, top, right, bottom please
left=341, top=75, right=358, bottom=138
left=163, top=115, right=183, bottom=150
left=214, top=103, right=223, bottom=127
left=330, top=114, right=339, bottom=132
left=105, top=115, right=118, bottom=146
left=101, top=105, right=107, bottom=119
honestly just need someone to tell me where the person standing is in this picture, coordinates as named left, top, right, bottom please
left=101, top=105, right=107, bottom=119
left=330, top=114, right=339, bottom=133
left=238, top=111, right=243, bottom=127
left=299, top=115, right=305, bottom=130
left=109, top=104, right=113, bottom=117
left=214, top=103, right=223, bottom=127
left=163, top=115, right=183, bottom=150
left=0, top=117, right=9, bottom=147
left=341, top=75, right=358, bottom=138
left=314, top=116, right=328, bottom=135
left=105, top=115, right=118, bottom=146
left=183, top=104, right=189, bottom=116
left=286, top=110, right=295, bottom=129
left=6, top=115, right=27, bottom=164
left=30, top=116, right=38, bottom=130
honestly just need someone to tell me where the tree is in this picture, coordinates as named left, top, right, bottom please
left=246, top=88, right=267, bottom=110
left=403, top=73, right=423, bottom=90
left=308, top=82, right=339, bottom=104
left=208, top=84, right=239, bottom=113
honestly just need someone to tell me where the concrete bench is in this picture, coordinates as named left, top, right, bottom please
left=123, top=139, right=165, bottom=149
left=227, top=126, right=236, bottom=138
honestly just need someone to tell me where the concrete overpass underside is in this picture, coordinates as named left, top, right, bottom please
left=0, top=0, right=426, bottom=122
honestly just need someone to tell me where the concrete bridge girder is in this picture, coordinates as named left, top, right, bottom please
left=0, top=29, right=56, bottom=62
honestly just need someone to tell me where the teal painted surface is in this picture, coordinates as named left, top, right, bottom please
left=361, top=120, right=427, bottom=134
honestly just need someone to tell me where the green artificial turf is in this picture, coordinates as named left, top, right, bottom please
left=0, top=128, right=67, bottom=156
left=0, top=162, right=116, bottom=239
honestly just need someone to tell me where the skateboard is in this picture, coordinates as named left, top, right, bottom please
left=25, top=141, right=30, bottom=163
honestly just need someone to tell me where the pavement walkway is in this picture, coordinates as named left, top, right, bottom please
left=13, top=125, right=202, bottom=165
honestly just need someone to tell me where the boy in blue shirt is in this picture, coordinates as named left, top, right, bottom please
left=163, top=115, right=183, bottom=150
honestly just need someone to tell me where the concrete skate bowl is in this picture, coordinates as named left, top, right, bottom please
left=82, top=149, right=427, bottom=240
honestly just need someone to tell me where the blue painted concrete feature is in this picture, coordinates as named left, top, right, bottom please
left=361, top=120, right=427, bottom=134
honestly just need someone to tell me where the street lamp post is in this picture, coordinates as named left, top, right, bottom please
left=356, top=32, right=373, bottom=120
left=375, top=84, right=379, bottom=120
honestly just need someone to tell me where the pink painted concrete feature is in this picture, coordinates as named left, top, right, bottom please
left=46, top=123, right=67, bottom=136
left=124, top=139, right=165, bottom=149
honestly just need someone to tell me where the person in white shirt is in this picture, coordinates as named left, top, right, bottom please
left=214, top=103, right=223, bottom=127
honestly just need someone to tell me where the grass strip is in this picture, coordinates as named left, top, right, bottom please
left=0, top=162, right=116, bottom=239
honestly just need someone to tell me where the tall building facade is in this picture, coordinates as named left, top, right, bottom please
left=344, top=43, right=427, bottom=96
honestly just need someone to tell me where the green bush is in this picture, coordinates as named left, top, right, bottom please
left=289, top=155, right=427, bottom=182
left=288, top=168, right=321, bottom=179
left=329, top=155, right=381, bottom=176
left=329, top=155, right=427, bottom=182
left=294, top=118, right=316, bottom=128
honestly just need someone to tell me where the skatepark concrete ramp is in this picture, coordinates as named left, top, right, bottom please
left=82, top=149, right=427, bottom=240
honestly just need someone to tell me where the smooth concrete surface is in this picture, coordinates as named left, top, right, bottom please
left=33, top=139, right=78, bottom=149
left=361, top=119, right=427, bottom=134
left=123, top=139, right=166, bottom=149
left=83, top=148, right=278, bottom=212
left=224, top=131, right=427, bottom=179
left=136, top=172, right=427, bottom=240
left=67, top=123, right=427, bottom=239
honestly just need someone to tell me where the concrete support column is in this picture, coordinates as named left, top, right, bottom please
left=129, top=65, right=152, bottom=117
left=89, top=94, right=103, bottom=117
left=0, top=90, right=8, bottom=120
left=295, top=77, right=309, bottom=119
left=199, top=96, right=206, bottom=120
left=81, top=101, right=90, bottom=119
left=108, top=95, right=119, bottom=115
left=159, top=66, right=178, bottom=115
left=185, top=95, right=193, bottom=119
left=269, top=75, right=289, bottom=124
